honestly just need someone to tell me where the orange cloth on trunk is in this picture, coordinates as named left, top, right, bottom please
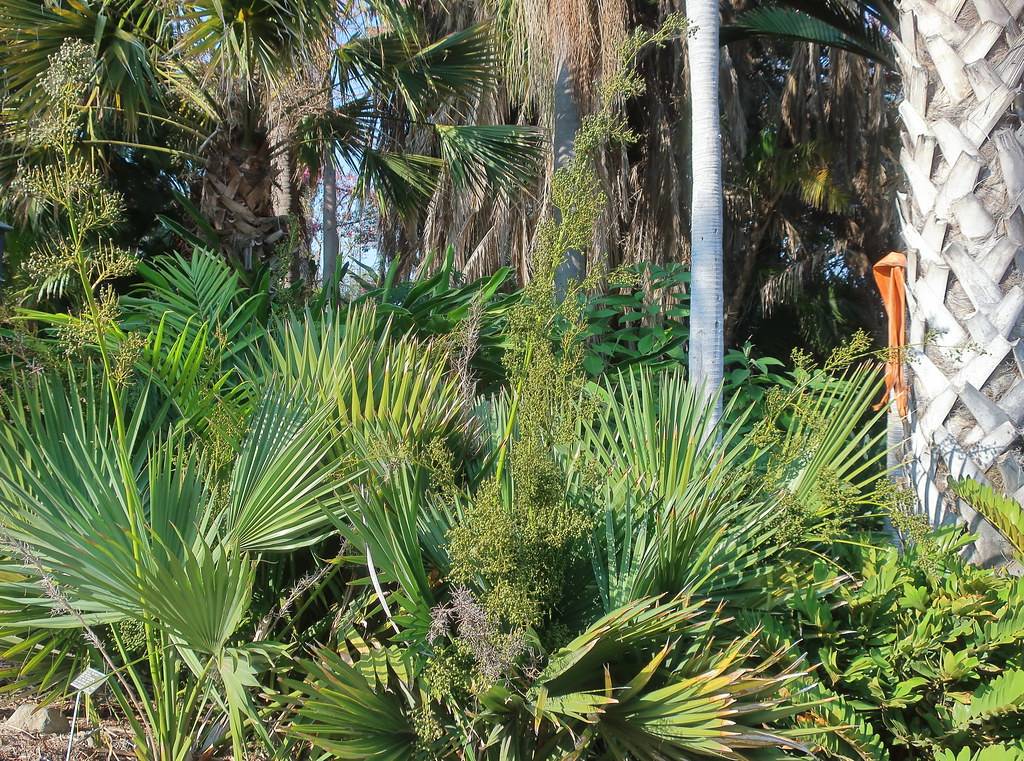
left=872, top=252, right=908, bottom=417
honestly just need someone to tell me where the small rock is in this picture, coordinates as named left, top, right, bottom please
left=5, top=703, right=70, bottom=734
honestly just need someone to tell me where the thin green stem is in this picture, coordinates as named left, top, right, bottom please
left=494, top=340, right=533, bottom=483
left=60, top=129, right=166, bottom=752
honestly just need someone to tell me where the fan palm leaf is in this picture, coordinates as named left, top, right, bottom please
left=286, top=648, right=417, bottom=760
left=0, top=0, right=172, bottom=132
left=0, top=361, right=353, bottom=755
left=575, top=369, right=779, bottom=604
left=172, top=0, right=337, bottom=81
left=260, top=304, right=465, bottom=453
left=578, top=365, right=887, bottom=608
left=224, top=389, right=348, bottom=553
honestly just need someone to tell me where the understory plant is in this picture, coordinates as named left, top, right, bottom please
left=750, top=528, right=1024, bottom=760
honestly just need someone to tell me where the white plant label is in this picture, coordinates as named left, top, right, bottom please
left=71, top=667, right=106, bottom=695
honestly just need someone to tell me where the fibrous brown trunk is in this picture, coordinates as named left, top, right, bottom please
left=200, top=125, right=288, bottom=268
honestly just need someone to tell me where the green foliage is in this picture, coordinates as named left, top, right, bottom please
left=121, top=249, right=270, bottom=370
left=347, top=246, right=521, bottom=391
left=521, top=597, right=811, bottom=759
left=7, top=232, right=1017, bottom=761
left=723, top=343, right=790, bottom=404
left=0, top=0, right=542, bottom=252
left=755, top=530, right=1024, bottom=758
left=936, top=746, right=1024, bottom=761
left=748, top=129, right=850, bottom=215
left=312, top=15, right=543, bottom=216
left=950, top=477, right=1024, bottom=555
left=448, top=476, right=590, bottom=629
left=2, top=15, right=1023, bottom=761
left=444, top=18, right=692, bottom=637
left=579, top=265, right=790, bottom=416
left=723, top=0, right=897, bottom=65
left=580, top=263, right=689, bottom=376
left=286, top=648, right=417, bottom=760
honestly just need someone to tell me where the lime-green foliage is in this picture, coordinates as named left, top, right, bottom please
left=950, top=476, right=1024, bottom=555
left=936, top=746, right=1024, bottom=761
left=448, top=474, right=590, bottom=628
left=446, top=17, right=690, bottom=635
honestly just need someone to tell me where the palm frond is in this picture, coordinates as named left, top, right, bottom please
left=331, top=463, right=452, bottom=617
left=173, top=0, right=337, bottom=83
left=224, top=389, right=347, bottom=553
left=139, top=539, right=254, bottom=655
left=595, top=635, right=810, bottom=760
left=0, top=0, right=169, bottom=131
left=261, top=305, right=464, bottom=453
left=142, top=316, right=246, bottom=431
left=121, top=249, right=269, bottom=368
left=950, top=478, right=1024, bottom=554
left=576, top=368, right=780, bottom=602
left=286, top=648, right=416, bottom=760
left=778, top=362, right=887, bottom=507
left=723, top=1, right=894, bottom=66
left=337, top=23, right=496, bottom=120
left=522, top=597, right=812, bottom=759
left=436, top=124, right=544, bottom=195
left=358, top=149, right=442, bottom=217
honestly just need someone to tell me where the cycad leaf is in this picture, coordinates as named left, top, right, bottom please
left=955, top=669, right=1024, bottom=726
left=950, top=477, right=1024, bottom=553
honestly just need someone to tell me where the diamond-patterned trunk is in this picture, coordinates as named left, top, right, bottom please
left=895, top=0, right=1024, bottom=567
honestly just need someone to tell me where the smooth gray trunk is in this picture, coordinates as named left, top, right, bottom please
left=322, top=150, right=339, bottom=287
left=686, top=0, right=724, bottom=424
left=270, top=118, right=294, bottom=218
left=552, top=58, right=585, bottom=299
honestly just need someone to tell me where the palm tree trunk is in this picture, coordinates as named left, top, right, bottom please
left=896, top=1, right=1024, bottom=567
left=322, top=149, right=339, bottom=287
left=686, top=0, right=724, bottom=424
left=199, top=85, right=288, bottom=268
left=552, top=57, right=586, bottom=299
left=270, top=117, right=296, bottom=219
left=200, top=126, right=285, bottom=268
